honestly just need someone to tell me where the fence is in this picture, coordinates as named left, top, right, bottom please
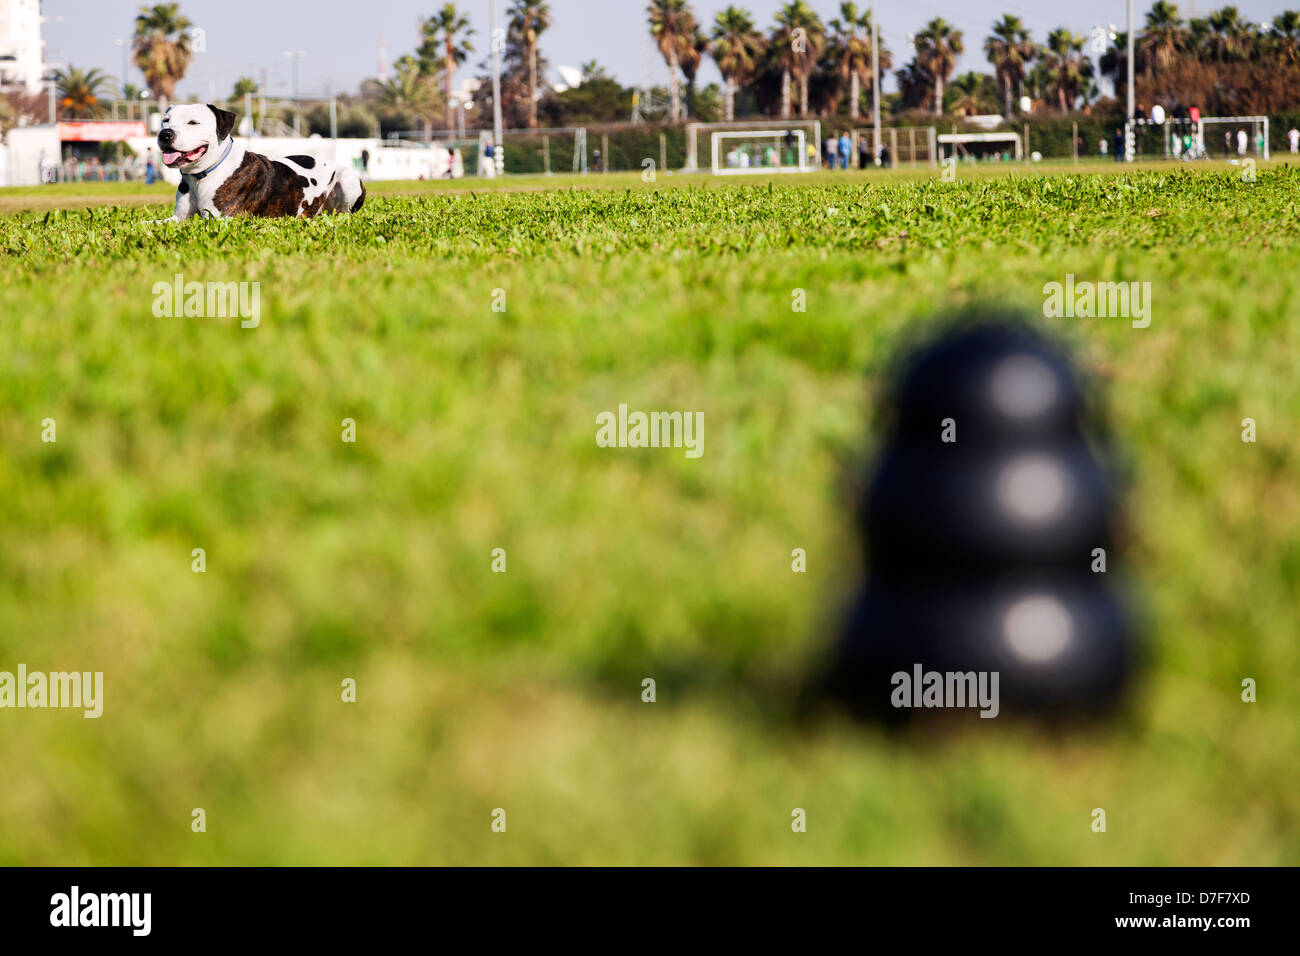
left=852, top=126, right=938, bottom=167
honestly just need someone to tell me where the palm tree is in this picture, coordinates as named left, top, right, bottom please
left=1041, top=27, right=1092, bottom=113
left=419, top=3, right=475, bottom=129
left=984, top=14, right=1036, bottom=118
left=230, top=76, right=258, bottom=100
left=710, top=6, right=765, bottom=122
left=830, top=3, right=874, bottom=123
left=508, top=1, right=551, bottom=129
left=1099, top=31, right=1133, bottom=102
left=1186, top=16, right=1212, bottom=57
left=53, top=66, right=113, bottom=119
left=371, top=60, right=443, bottom=140
left=1270, top=11, right=1300, bottom=64
left=648, top=0, right=696, bottom=124
left=1139, top=1, right=1186, bottom=73
left=914, top=18, right=963, bottom=117
left=895, top=58, right=933, bottom=111
left=119, top=82, right=145, bottom=120
left=132, top=4, right=193, bottom=108
left=771, top=0, right=825, bottom=118
left=1205, top=6, right=1255, bottom=62
left=947, top=72, right=985, bottom=117
left=680, top=24, right=708, bottom=117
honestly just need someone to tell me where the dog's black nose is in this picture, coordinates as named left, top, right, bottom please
left=158, top=128, right=175, bottom=147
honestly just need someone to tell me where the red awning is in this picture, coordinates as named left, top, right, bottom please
left=59, top=121, right=148, bottom=142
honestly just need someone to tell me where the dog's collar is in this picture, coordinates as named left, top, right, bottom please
left=192, top=139, right=234, bottom=181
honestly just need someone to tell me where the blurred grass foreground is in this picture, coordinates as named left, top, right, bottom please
left=0, top=165, right=1296, bottom=864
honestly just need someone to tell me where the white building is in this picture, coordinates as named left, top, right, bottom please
left=0, top=0, right=44, bottom=92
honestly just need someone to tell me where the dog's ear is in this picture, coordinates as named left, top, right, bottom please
left=207, top=104, right=238, bottom=142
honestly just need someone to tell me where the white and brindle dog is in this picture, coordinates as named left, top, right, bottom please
left=154, top=103, right=366, bottom=220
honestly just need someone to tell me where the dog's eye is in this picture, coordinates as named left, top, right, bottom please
left=187, top=120, right=199, bottom=125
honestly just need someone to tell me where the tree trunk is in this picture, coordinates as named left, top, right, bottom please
left=781, top=68, right=791, bottom=119
left=1003, top=71, right=1012, bottom=117
left=934, top=73, right=943, bottom=116
left=799, top=73, right=809, bottom=116
left=445, top=54, right=455, bottom=129
left=850, top=71, right=860, bottom=122
left=528, top=43, right=538, bottom=129
left=668, top=49, right=681, bottom=124
left=725, top=78, right=735, bottom=122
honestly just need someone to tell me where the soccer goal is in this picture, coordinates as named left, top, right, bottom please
left=685, top=120, right=821, bottom=174
left=711, top=129, right=814, bottom=175
left=1198, top=116, right=1270, bottom=161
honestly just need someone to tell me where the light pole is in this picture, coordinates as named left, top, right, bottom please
left=284, top=49, right=307, bottom=135
left=44, top=62, right=64, bottom=124
left=490, top=0, right=504, bottom=175
left=1125, top=0, right=1135, bottom=162
left=114, top=38, right=130, bottom=111
left=871, top=3, right=881, bottom=167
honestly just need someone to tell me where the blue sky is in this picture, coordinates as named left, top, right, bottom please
left=44, top=0, right=1293, bottom=102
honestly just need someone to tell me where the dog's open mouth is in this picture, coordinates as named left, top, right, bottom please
left=161, top=144, right=207, bottom=168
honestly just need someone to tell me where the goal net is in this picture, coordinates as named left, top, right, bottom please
left=685, top=120, right=820, bottom=173
left=1198, top=116, right=1269, bottom=161
left=1123, top=115, right=1268, bottom=162
left=711, top=129, right=813, bottom=175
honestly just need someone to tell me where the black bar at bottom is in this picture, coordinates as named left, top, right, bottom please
left=0, top=866, right=1290, bottom=942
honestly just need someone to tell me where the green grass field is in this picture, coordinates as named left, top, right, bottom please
left=1, top=162, right=1297, bottom=864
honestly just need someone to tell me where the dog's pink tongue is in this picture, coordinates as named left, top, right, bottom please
left=162, top=150, right=182, bottom=165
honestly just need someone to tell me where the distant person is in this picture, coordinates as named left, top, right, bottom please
left=145, top=149, right=157, bottom=185
left=360, top=148, right=370, bottom=173
left=1237, top=128, right=1247, bottom=156
left=1135, top=103, right=1146, bottom=121
left=838, top=131, right=851, bottom=170
left=1289, top=127, right=1300, bottom=153
left=1171, top=130, right=1182, bottom=159
left=1099, top=137, right=1108, bottom=157
left=1256, top=130, right=1265, bottom=156
left=858, top=136, right=872, bottom=169
left=807, top=141, right=817, bottom=167
left=1112, top=128, right=1124, bottom=162
left=822, top=135, right=836, bottom=169
left=592, top=148, right=603, bottom=172
left=880, top=144, right=892, bottom=168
